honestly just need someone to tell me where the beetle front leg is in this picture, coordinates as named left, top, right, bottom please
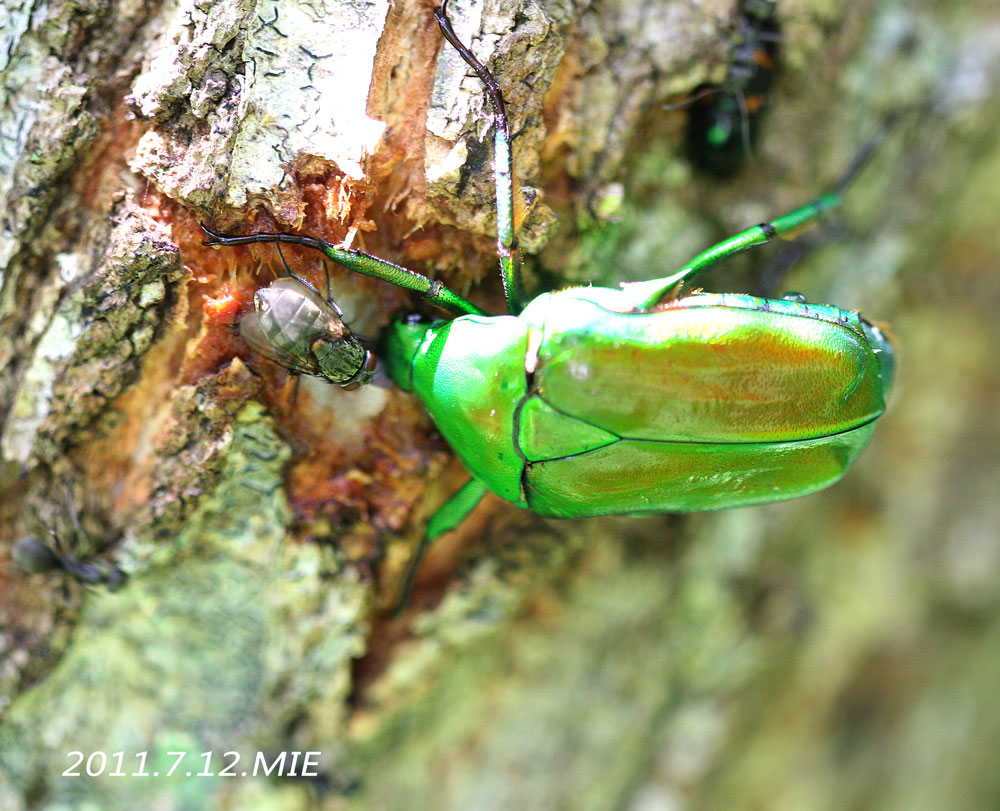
left=201, top=226, right=485, bottom=318
left=394, top=477, right=489, bottom=613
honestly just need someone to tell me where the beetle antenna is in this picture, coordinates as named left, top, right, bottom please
left=663, top=86, right=717, bottom=111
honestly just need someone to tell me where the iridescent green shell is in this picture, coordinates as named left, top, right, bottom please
left=383, top=287, right=893, bottom=517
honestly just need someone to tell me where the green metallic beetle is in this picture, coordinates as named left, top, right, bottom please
left=204, top=0, right=894, bottom=600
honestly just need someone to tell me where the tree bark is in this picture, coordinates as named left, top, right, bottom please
left=2, top=0, right=1000, bottom=808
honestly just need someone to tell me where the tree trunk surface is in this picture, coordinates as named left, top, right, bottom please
left=1, top=0, right=999, bottom=808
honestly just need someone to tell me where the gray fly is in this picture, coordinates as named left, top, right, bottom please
left=239, top=259, right=376, bottom=389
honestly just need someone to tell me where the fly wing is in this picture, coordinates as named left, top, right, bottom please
left=239, top=312, right=320, bottom=376
left=255, top=278, right=349, bottom=352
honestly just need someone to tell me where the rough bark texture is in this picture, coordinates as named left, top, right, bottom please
left=1, top=0, right=999, bottom=808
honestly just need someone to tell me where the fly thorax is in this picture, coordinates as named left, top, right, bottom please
left=313, top=336, right=367, bottom=385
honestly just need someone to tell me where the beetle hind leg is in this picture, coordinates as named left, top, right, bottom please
left=393, top=477, right=489, bottom=614
left=621, top=123, right=895, bottom=312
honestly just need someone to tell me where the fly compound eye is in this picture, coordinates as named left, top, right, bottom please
left=345, top=350, right=378, bottom=389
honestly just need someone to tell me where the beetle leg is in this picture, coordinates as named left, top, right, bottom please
left=202, top=226, right=484, bottom=318
left=737, top=89, right=753, bottom=160
left=57, top=555, right=108, bottom=585
left=434, top=0, right=527, bottom=315
left=753, top=215, right=850, bottom=297
left=618, top=191, right=846, bottom=310
left=621, top=124, right=893, bottom=311
left=394, top=477, right=489, bottom=614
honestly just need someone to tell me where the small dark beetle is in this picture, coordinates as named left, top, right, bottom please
left=13, top=536, right=126, bottom=591
left=13, top=488, right=126, bottom=591
left=686, top=0, right=781, bottom=176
